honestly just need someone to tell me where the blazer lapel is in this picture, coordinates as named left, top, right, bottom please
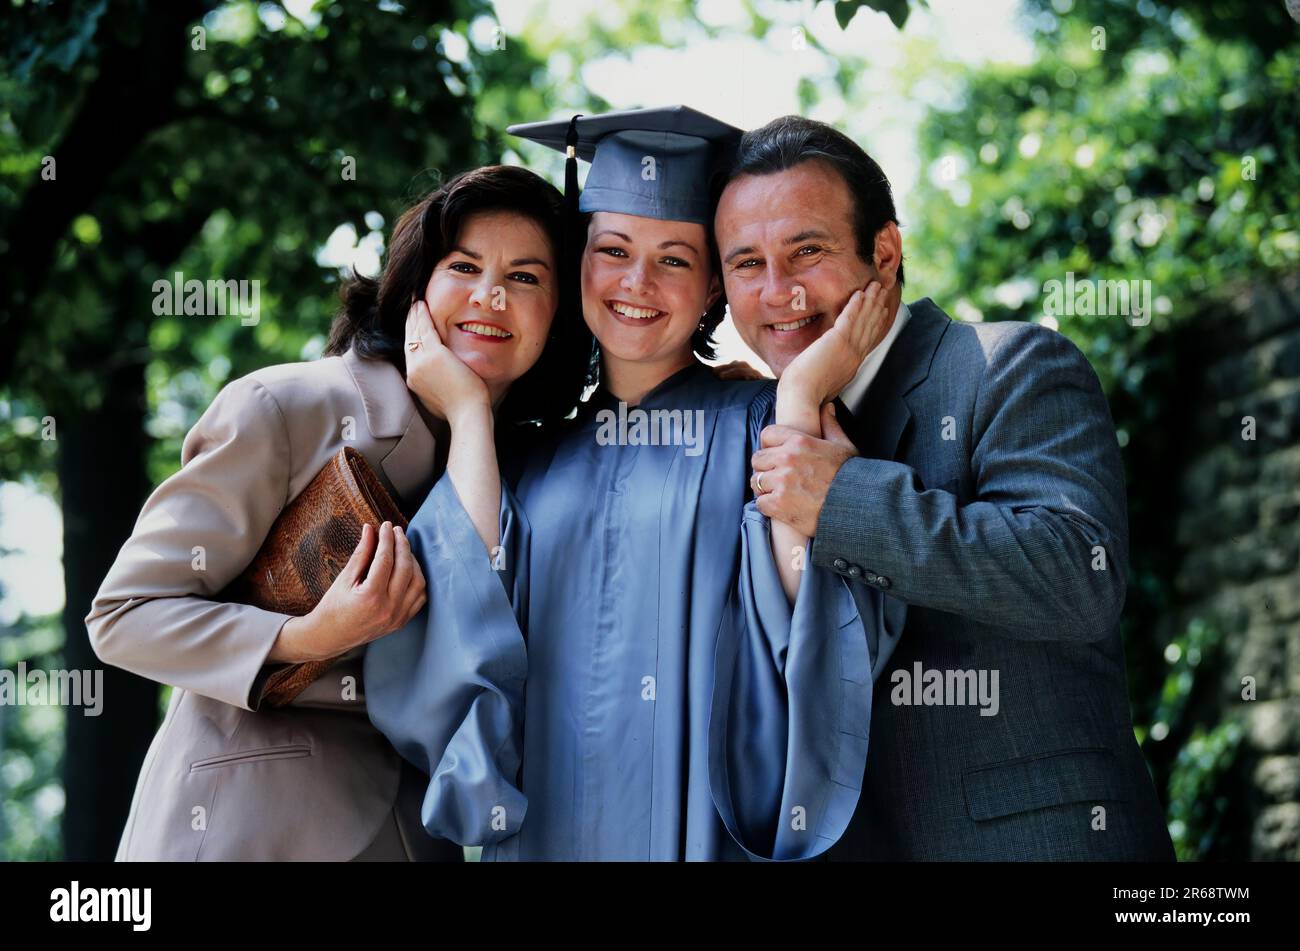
left=382, top=415, right=439, bottom=516
left=848, top=297, right=951, bottom=462
left=342, top=348, right=439, bottom=513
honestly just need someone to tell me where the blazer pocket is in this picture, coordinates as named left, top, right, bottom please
left=190, top=743, right=313, bottom=773
left=963, top=747, right=1130, bottom=822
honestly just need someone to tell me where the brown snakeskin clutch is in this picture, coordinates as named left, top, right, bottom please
left=227, top=446, right=408, bottom=708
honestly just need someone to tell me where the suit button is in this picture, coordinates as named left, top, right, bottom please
left=847, top=565, right=862, bottom=578
left=865, top=571, right=879, bottom=584
left=833, top=558, right=849, bottom=571
left=876, top=575, right=891, bottom=589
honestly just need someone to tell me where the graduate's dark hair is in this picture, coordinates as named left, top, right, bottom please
left=578, top=210, right=728, bottom=386
left=326, top=165, right=588, bottom=428
left=715, top=115, right=904, bottom=285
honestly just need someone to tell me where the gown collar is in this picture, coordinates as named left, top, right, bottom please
left=588, top=359, right=710, bottom=414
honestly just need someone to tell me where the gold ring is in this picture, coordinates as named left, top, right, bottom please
left=756, top=471, right=766, bottom=494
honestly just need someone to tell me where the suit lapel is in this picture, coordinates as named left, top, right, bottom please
left=846, top=298, right=951, bottom=461
left=342, top=348, right=439, bottom=512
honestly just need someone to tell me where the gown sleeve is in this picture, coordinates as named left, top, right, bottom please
left=363, top=475, right=530, bottom=847
left=708, top=397, right=908, bottom=862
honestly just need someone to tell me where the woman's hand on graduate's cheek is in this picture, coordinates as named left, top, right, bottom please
left=269, top=522, right=428, bottom=664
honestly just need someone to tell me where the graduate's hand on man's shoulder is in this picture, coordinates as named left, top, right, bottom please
left=711, top=359, right=769, bottom=381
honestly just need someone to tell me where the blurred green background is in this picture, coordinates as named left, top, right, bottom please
left=2, top=0, right=1297, bottom=860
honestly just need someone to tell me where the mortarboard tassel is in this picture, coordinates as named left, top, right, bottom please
left=562, top=114, right=583, bottom=300
left=563, top=114, right=582, bottom=223
left=559, top=114, right=598, bottom=382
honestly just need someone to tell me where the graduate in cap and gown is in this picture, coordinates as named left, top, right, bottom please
left=365, top=106, right=905, bottom=860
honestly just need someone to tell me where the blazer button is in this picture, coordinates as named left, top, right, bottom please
left=865, top=571, right=879, bottom=584
left=833, top=558, right=849, bottom=571
left=876, top=575, right=891, bottom=589
left=847, top=565, right=862, bottom=578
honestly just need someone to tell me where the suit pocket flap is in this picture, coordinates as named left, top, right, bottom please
left=190, top=743, right=312, bottom=772
left=963, top=747, right=1129, bottom=821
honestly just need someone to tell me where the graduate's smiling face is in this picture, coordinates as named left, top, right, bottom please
left=715, top=159, right=900, bottom=377
left=581, top=211, right=720, bottom=370
left=422, top=210, right=557, bottom=391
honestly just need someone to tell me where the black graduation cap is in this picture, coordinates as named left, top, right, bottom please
left=508, top=105, right=743, bottom=225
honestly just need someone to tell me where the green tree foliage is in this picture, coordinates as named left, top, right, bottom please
left=910, top=0, right=1298, bottom=365
left=833, top=0, right=921, bottom=30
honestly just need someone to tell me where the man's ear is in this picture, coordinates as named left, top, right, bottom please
left=872, top=222, right=903, bottom=290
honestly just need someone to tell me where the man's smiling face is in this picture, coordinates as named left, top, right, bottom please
left=715, top=159, right=894, bottom=377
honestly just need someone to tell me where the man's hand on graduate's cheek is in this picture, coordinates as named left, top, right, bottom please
left=750, top=405, right=858, bottom=535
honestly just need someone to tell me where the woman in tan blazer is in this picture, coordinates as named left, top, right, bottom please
left=85, top=165, right=587, bottom=860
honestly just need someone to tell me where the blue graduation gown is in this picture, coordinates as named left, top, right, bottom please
left=364, top=362, right=904, bottom=860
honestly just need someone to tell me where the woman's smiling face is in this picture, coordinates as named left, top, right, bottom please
left=580, top=211, right=719, bottom=369
left=422, top=209, right=558, bottom=392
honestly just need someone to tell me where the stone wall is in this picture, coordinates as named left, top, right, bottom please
left=1170, top=270, right=1300, bottom=860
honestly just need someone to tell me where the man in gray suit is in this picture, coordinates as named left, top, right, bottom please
left=714, top=115, right=1175, bottom=860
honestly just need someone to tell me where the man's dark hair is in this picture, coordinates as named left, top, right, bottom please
left=717, top=115, right=904, bottom=285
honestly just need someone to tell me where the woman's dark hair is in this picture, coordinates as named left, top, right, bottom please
left=325, top=165, right=589, bottom=428
left=714, top=115, right=904, bottom=285
left=578, top=210, right=728, bottom=387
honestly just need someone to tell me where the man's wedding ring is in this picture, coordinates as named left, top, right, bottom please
left=756, top=471, right=767, bottom=494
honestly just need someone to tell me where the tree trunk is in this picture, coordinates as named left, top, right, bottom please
left=58, top=356, right=158, bottom=861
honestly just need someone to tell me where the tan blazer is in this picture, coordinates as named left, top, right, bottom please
left=86, top=348, right=455, bottom=861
